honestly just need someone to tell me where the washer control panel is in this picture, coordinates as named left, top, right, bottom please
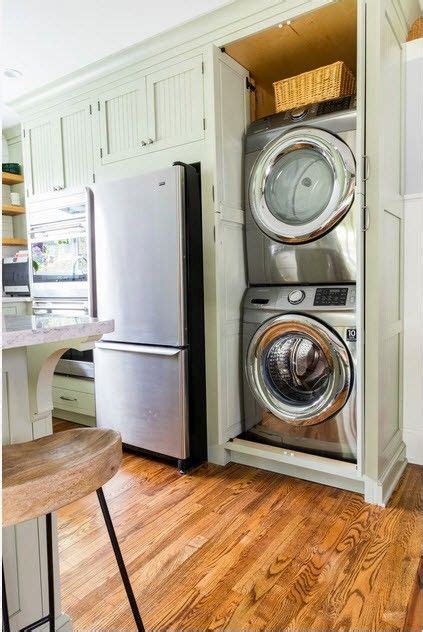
left=244, top=285, right=356, bottom=314
left=314, top=287, right=349, bottom=306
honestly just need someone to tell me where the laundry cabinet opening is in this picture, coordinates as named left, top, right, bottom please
left=215, top=0, right=362, bottom=469
left=224, top=0, right=357, bottom=121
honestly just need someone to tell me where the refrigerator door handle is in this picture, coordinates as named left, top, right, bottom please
left=86, top=187, right=97, bottom=317
left=95, top=342, right=183, bottom=356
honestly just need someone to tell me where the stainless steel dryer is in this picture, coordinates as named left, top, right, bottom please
left=242, top=284, right=357, bottom=462
left=245, top=107, right=357, bottom=285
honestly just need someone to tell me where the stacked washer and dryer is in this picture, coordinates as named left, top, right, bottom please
left=242, top=101, right=359, bottom=463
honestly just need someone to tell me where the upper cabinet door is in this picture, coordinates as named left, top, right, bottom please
left=145, top=56, right=205, bottom=153
left=23, top=116, right=61, bottom=200
left=24, top=101, right=94, bottom=201
left=58, top=102, right=94, bottom=190
left=97, top=76, right=148, bottom=164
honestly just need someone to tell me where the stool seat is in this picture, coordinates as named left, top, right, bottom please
left=2, top=428, right=122, bottom=527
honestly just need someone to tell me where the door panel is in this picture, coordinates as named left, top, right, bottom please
left=59, top=103, right=93, bottom=190
left=24, top=117, right=60, bottom=199
left=146, top=56, right=204, bottom=152
left=98, top=77, right=148, bottom=164
left=364, top=0, right=407, bottom=480
left=94, top=344, right=188, bottom=459
left=90, top=166, right=186, bottom=346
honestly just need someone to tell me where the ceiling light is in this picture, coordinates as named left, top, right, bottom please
left=3, top=69, right=23, bottom=79
left=287, top=20, right=292, bottom=25
left=278, top=23, right=283, bottom=28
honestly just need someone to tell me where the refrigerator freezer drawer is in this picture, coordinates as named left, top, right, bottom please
left=94, top=343, right=188, bottom=459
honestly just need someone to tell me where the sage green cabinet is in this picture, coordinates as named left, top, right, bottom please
left=145, top=55, right=205, bottom=153
left=95, top=55, right=205, bottom=165
left=23, top=101, right=93, bottom=201
left=96, top=76, right=148, bottom=164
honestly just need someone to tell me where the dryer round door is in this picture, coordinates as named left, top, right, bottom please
left=246, top=314, right=353, bottom=426
left=249, top=127, right=355, bottom=244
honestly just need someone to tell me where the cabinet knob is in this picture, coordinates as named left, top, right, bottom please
left=141, top=140, right=147, bottom=147
left=147, top=138, right=154, bottom=144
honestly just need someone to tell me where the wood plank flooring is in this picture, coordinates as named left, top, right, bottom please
left=54, top=421, right=422, bottom=631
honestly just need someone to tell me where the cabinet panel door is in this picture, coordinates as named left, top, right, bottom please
left=23, top=116, right=61, bottom=199
left=146, top=56, right=204, bottom=153
left=98, top=77, right=148, bottom=164
left=59, top=102, right=94, bottom=190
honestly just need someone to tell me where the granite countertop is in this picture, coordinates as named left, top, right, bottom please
left=2, top=296, right=32, bottom=303
left=2, top=315, right=114, bottom=350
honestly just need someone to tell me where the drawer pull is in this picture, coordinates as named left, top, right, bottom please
left=60, top=395, right=78, bottom=402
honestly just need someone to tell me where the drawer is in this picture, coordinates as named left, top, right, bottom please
left=52, top=386, right=95, bottom=416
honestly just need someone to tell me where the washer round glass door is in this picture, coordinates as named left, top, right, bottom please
left=249, top=127, right=355, bottom=244
left=246, top=314, right=352, bottom=426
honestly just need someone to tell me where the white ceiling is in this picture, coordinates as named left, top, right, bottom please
left=1, top=0, right=235, bottom=128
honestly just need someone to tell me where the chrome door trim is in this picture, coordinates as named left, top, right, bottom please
left=95, top=341, right=182, bottom=356
left=249, top=127, right=355, bottom=244
left=246, top=314, right=352, bottom=426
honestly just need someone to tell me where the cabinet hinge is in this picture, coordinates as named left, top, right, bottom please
left=201, top=61, right=205, bottom=74
left=100, top=148, right=103, bottom=158
left=203, top=118, right=206, bottom=131
left=97, top=101, right=100, bottom=111
left=362, top=206, right=370, bottom=232
left=89, top=104, right=92, bottom=115
left=212, top=185, right=215, bottom=203
left=246, top=77, right=256, bottom=92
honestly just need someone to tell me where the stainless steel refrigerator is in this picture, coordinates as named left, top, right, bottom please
left=87, top=164, right=207, bottom=471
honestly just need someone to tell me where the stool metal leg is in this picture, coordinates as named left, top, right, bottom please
left=2, top=564, right=11, bottom=632
left=45, top=514, right=55, bottom=632
left=96, top=488, right=145, bottom=632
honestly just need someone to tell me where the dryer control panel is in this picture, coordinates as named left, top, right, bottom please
left=314, top=287, right=349, bottom=306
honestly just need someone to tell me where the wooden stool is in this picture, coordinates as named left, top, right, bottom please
left=2, top=428, right=145, bottom=632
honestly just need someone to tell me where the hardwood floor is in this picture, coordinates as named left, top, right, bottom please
left=54, top=420, right=422, bottom=631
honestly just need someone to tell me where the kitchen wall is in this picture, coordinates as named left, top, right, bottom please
left=403, top=36, right=423, bottom=465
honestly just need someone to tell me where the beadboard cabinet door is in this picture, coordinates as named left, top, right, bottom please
left=23, top=101, right=93, bottom=201
left=145, top=55, right=205, bottom=153
left=96, top=76, right=148, bottom=164
left=58, top=101, right=94, bottom=191
left=23, top=115, right=61, bottom=200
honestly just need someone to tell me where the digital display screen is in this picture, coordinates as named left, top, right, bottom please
left=314, top=287, right=348, bottom=306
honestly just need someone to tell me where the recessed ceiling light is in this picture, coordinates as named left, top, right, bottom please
left=278, top=23, right=283, bottom=28
left=287, top=20, right=292, bottom=25
left=3, top=68, right=23, bottom=79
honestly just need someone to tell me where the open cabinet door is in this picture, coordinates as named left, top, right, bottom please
left=210, top=47, right=250, bottom=460
left=362, top=0, right=413, bottom=504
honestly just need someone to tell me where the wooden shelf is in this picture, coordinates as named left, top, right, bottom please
left=2, top=237, right=28, bottom=247
left=2, top=172, right=24, bottom=185
left=2, top=204, right=26, bottom=216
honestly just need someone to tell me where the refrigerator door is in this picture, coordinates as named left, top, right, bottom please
left=94, top=342, right=188, bottom=459
left=89, top=166, right=186, bottom=346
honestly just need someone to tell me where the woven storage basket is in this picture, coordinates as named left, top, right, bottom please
left=407, top=17, right=423, bottom=41
left=273, top=61, right=356, bottom=114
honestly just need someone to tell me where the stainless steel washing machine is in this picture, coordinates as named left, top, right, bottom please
left=242, top=284, right=357, bottom=462
left=245, top=106, right=357, bottom=285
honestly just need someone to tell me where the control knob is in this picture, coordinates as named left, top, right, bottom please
left=288, top=289, right=305, bottom=305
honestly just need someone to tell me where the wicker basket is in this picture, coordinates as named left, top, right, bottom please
left=407, top=17, right=423, bottom=41
left=273, top=61, right=356, bottom=114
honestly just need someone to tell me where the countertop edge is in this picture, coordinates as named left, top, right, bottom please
left=2, top=319, right=114, bottom=350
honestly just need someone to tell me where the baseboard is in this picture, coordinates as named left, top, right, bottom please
left=207, top=443, right=231, bottom=466
left=403, top=429, right=423, bottom=465
left=229, top=450, right=364, bottom=494
left=364, top=442, right=408, bottom=506
left=56, top=612, right=72, bottom=631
